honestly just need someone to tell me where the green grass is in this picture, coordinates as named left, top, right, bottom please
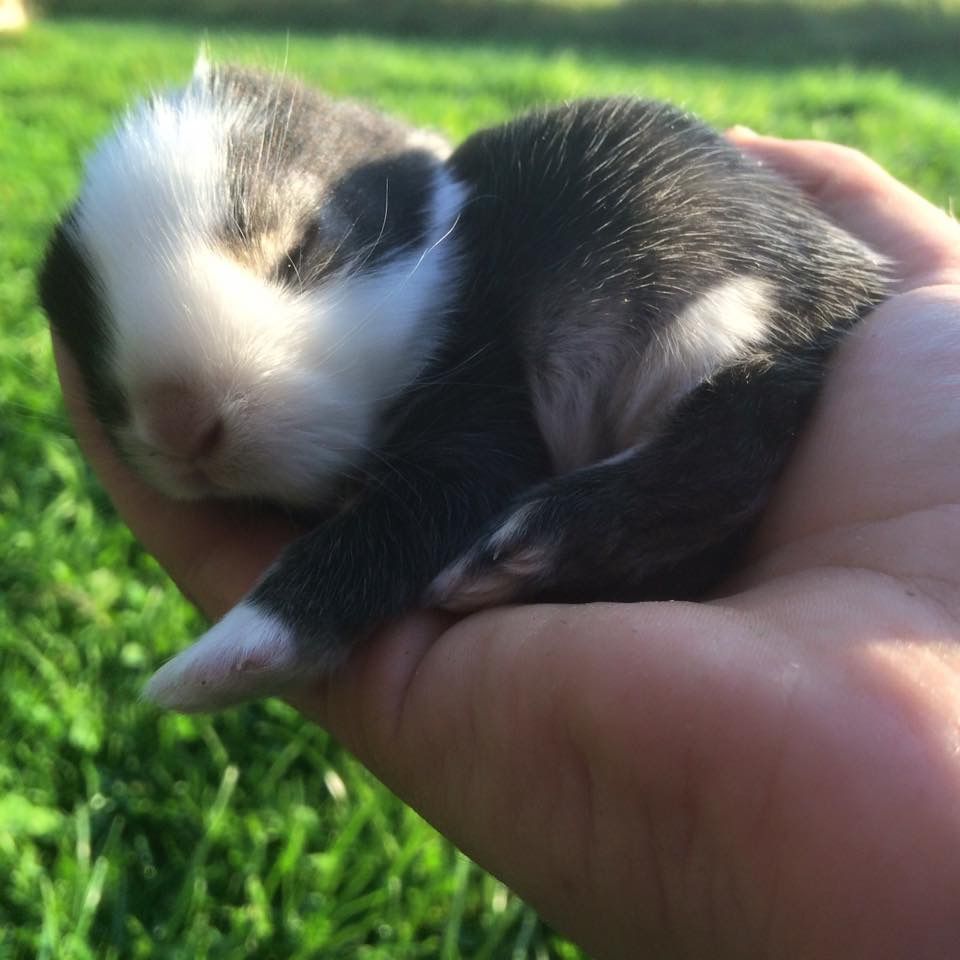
left=2, top=7, right=959, bottom=958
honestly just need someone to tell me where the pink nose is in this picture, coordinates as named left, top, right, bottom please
left=139, top=383, right=224, bottom=461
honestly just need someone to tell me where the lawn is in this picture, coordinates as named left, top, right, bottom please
left=1, top=4, right=959, bottom=958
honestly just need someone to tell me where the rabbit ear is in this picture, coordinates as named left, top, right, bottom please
left=191, top=42, right=213, bottom=86
left=143, top=602, right=319, bottom=712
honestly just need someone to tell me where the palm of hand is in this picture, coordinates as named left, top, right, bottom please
left=55, top=138, right=960, bottom=959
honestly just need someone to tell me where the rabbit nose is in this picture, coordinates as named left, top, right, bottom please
left=139, top=382, right=224, bottom=461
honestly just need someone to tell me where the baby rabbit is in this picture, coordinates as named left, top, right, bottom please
left=40, top=59, right=886, bottom=710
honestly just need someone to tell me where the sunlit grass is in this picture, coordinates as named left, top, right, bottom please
left=2, top=10, right=958, bottom=958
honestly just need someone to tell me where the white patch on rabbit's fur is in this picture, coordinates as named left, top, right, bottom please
left=615, top=277, right=776, bottom=438
left=431, top=544, right=550, bottom=612
left=405, top=127, right=453, bottom=160
left=531, top=275, right=776, bottom=471
left=144, top=602, right=319, bottom=712
left=428, top=500, right=550, bottom=611
left=611, top=275, right=775, bottom=448
left=663, top=274, right=775, bottom=382
left=73, top=79, right=467, bottom=504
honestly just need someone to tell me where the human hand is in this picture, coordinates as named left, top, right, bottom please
left=54, top=135, right=960, bottom=958
left=294, top=135, right=960, bottom=958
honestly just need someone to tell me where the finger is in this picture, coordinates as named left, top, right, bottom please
left=53, top=335, right=298, bottom=619
left=727, top=129, right=960, bottom=290
left=290, top=600, right=795, bottom=956
left=285, top=610, right=451, bottom=738
left=743, top=287, right=960, bottom=562
left=293, top=588, right=960, bottom=958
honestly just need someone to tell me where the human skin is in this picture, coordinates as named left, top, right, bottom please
left=53, top=133, right=960, bottom=959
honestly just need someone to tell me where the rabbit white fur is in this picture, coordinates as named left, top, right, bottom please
left=41, top=61, right=886, bottom=711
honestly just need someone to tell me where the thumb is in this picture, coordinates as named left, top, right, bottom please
left=291, top=588, right=960, bottom=960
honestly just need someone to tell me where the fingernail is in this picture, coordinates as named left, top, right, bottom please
left=726, top=124, right=758, bottom=138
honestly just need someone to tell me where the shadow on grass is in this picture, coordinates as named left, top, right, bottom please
left=41, top=0, right=960, bottom=92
